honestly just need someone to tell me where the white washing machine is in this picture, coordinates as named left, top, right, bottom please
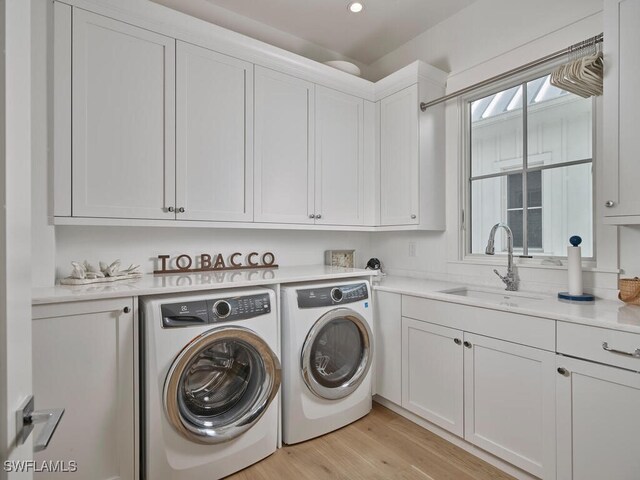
left=140, top=288, right=280, bottom=480
left=281, top=279, right=373, bottom=445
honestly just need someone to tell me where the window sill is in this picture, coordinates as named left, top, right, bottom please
left=452, top=257, right=620, bottom=274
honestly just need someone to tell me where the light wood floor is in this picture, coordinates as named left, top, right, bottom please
left=227, top=403, right=515, bottom=480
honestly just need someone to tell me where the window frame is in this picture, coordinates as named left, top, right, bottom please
left=460, top=60, right=596, bottom=263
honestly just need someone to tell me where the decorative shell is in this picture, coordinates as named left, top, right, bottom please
left=65, top=259, right=141, bottom=283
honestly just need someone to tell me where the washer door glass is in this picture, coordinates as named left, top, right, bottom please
left=164, top=327, right=280, bottom=444
left=301, top=308, right=373, bottom=400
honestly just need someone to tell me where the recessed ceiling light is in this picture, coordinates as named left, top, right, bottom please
left=348, top=2, right=364, bottom=13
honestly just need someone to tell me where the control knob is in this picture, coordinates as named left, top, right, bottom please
left=331, top=288, right=343, bottom=303
left=213, top=300, right=231, bottom=319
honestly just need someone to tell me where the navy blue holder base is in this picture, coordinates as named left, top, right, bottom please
left=558, top=292, right=595, bottom=302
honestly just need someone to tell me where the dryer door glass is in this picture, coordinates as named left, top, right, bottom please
left=301, top=308, right=373, bottom=400
left=164, top=327, right=281, bottom=444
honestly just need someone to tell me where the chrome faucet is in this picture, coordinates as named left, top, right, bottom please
left=485, top=223, right=519, bottom=291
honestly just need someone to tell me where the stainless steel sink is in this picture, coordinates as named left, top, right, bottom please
left=439, top=287, right=544, bottom=306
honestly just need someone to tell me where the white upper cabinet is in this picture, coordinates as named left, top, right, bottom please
left=314, top=86, right=365, bottom=225
left=603, top=0, right=640, bottom=223
left=72, top=9, right=175, bottom=219
left=54, top=3, right=444, bottom=230
left=380, top=85, right=420, bottom=226
left=176, top=42, right=253, bottom=222
left=254, top=67, right=315, bottom=224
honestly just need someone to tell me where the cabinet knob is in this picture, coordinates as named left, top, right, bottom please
left=309, top=214, right=315, bottom=219
left=604, top=200, right=615, bottom=208
left=123, top=306, right=131, bottom=314
left=410, top=214, right=417, bottom=219
left=557, top=367, right=569, bottom=376
left=167, top=206, right=175, bottom=213
left=454, top=338, right=462, bottom=345
left=315, top=214, right=322, bottom=219
left=463, top=341, right=472, bottom=349
left=178, top=207, right=185, bottom=213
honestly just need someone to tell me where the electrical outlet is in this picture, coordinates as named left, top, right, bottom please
left=408, top=241, right=416, bottom=257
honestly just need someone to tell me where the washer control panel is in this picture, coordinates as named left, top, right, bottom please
left=161, top=293, right=271, bottom=328
left=297, top=282, right=368, bottom=309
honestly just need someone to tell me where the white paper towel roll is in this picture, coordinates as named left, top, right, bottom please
left=567, top=246, right=583, bottom=296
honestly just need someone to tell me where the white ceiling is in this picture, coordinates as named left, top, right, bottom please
left=153, top=0, right=478, bottom=65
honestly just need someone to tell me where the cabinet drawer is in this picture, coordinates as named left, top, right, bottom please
left=557, top=321, right=640, bottom=371
left=402, top=295, right=555, bottom=351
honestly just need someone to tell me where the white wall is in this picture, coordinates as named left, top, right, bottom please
left=150, top=0, right=375, bottom=80
left=367, top=0, right=626, bottom=298
left=28, top=1, right=373, bottom=286
left=31, top=0, right=55, bottom=288
left=32, top=0, right=629, bottom=298
left=620, top=226, right=640, bottom=277
left=53, top=226, right=372, bottom=279
left=368, top=0, right=603, bottom=81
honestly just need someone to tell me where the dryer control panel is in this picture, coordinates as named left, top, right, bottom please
left=297, top=282, right=369, bottom=309
left=161, top=293, right=272, bottom=328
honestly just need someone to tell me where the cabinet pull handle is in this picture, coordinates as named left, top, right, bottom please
left=463, top=341, right=472, bottom=348
left=602, top=342, right=640, bottom=358
left=604, top=200, right=615, bottom=208
left=309, top=214, right=315, bottom=219
left=123, top=306, right=131, bottom=314
left=557, top=367, right=569, bottom=376
left=315, top=214, right=322, bottom=219
left=178, top=207, right=185, bottom=213
left=167, top=206, right=175, bottom=212
left=454, top=338, right=462, bottom=345
left=410, top=214, right=417, bottom=219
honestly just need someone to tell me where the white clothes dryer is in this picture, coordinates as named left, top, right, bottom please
left=140, top=288, right=280, bottom=480
left=281, top=280, right=373, bottom=445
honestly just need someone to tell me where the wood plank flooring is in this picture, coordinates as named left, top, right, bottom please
left=227, top=403, right=515, bottom=480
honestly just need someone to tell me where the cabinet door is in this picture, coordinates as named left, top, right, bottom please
left=380, top=85, right=419, bottom=226
left=33, top=299, right=135, bottom=480
left=315, top=86, right=364, bottom=225
left=254, top=66, right=315, bottom=224
left=72, top=10, right=175, bottom=219
left=175, top=42, right=253, bottom=222
left=373, top=291, right=401, bottom=404
left=401, top=317, right=464, bottom=436
left=463, top=333, right=556, bottom=479
left=556, top=355, right=640, bottom=480
left=603, top=0, right=640, bottom=220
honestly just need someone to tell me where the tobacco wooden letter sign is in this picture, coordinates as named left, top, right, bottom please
left=154, top=252, right=278, bottom=274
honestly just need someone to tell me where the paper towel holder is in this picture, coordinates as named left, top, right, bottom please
left=558, top=235, right=595, bottom=302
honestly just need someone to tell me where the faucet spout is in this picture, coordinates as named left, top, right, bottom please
left=485, top=223, right=518, bottom=291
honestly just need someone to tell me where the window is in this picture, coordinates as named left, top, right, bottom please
left=467, top=73, right=593, bottom=258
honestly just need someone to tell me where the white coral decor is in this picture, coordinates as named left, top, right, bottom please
left=62, top=259, right=141, bottom=285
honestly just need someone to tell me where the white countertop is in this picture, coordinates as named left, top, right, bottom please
left=32, top=265, right=375, bottom=305
left=374, top=275, right=640, bottom=334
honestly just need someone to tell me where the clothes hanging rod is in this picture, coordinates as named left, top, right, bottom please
left=419, top=33, right=603, bottom=111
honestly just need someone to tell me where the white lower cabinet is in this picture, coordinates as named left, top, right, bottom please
left=556, top=355, right=640, bottom=480
left=32, top=299, right=136, bottom=480
left=373, top=290, right=402, bottom=405
left=401, top=317, right=464, bottom=436
left=463, top=333, right=556, bottom=480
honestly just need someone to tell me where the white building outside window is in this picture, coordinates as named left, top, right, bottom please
left=467, top=73, right=594, bottom=259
